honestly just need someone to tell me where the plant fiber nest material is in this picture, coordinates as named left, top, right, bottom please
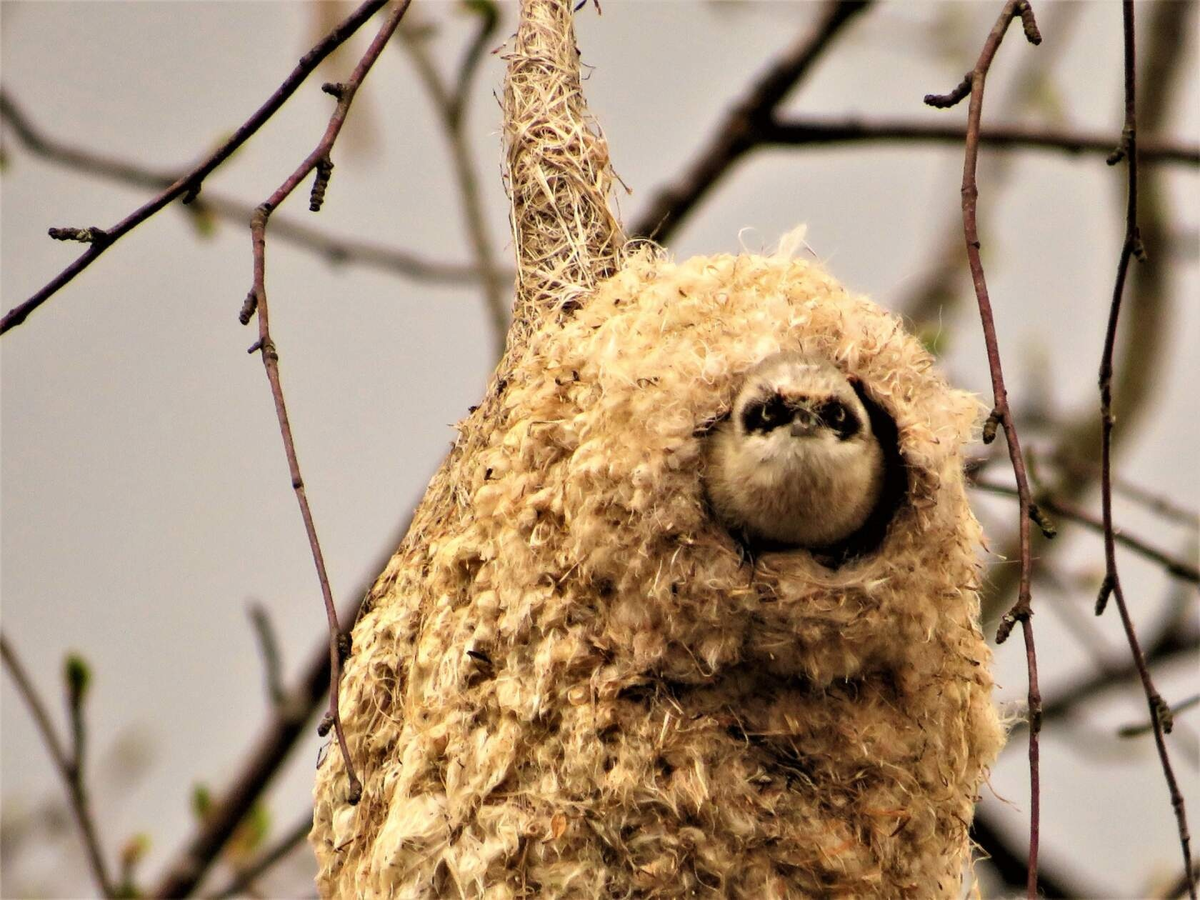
left=311, top=248, right=1006, bottom=898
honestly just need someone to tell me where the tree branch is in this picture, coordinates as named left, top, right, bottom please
left=970, top=478, right=1200, bottom=584
left=150, top=4, right=413, bottom=896
left=897, top=1, right=1083, bottom=339
left=976, top=0, right=1184, bottom=638
left=1, top=634, right=115, bottom=898
left=924, top=2, right=1044, bottom=895
left=628, top=0, right=873, bottom=243
left=0, top=0, right=388, bottom=336
left=1094, top=4, right=1194, bottom=895
left=763, top=115, right=1199, bottom=164
left=240, top=0, right=411, bottom=820
left=1009, top=602, right=1197, bottom=736
left=0, top=87, right=504, bottom=285
left=0, top=87, right=501, bottom=286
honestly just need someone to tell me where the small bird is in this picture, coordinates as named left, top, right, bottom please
left=704, top=352, right=885, bottom=550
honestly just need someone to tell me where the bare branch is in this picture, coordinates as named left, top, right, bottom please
left=628, top=1, right=873, bottom=243
left=970, top=479, right=1200, bottom=584
left=150, top=5, right=413, bottom=897
left=1, top=634, right=115, bottom=898
left=976, top=0, right=1185, bottom=640
left=1094, top=4, right=1194, bottom=894
left=0, top=88, right=503, bottom=286
left=924, top=2, right=1043, bottom=894
left=0, top=0, right=388, bottom=335
left=898, top=1, right=1084, bottom=335
left=1010, top=599, right=1197, bottom=736
left=240, top=0, right=412, bottom=821
left=763, top=115, right=1199, bottom=164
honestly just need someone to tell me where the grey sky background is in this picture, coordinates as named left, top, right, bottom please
left=1, top=2, right=1197, bottom=897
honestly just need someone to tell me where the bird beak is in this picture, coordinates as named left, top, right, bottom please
left=790, top=410, right=818, bottom=438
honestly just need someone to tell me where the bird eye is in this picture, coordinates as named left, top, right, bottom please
left=742, top=395, right=791, bottom=433
left=817, top=400, right=859, bottom=439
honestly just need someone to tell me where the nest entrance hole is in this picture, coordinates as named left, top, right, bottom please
left=814, top=382, right=909, bottom=566
left=717, top=382, right=908, bottom=569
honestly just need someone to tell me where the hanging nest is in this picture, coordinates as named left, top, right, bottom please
left=310, top=248, right=1005, bottom=898
left=311, top=3, right=1004, bottom=897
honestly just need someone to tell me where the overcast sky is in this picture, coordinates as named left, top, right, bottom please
left=2, top=2, right=1197, bottom=897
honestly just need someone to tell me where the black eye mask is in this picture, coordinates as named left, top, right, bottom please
left=741, top=394, right=792, bottom=433
left=813, top=399, right=861, bottom=440
left=741, top=394, right=861, bottom=440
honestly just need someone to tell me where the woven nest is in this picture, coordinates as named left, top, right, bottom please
left=311, top=247, right=1006, bottom=898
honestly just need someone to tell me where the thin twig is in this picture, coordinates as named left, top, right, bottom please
left=0, top=0, right=387, bottom=336
left=402, top=5, right=509, bottom=358
left=205, top=813, right=313, bottom=899
left=924, top=3, right=1043, bottom=895
left=0, top=634, right=115, bottom=898
left=763, top=116, right=1199, bottom=164
left=899, top=0, right=1082, bottom=337
left=1095, top=5, right=1194, bottom=895
left=970, top=479, right=1200, bottom=584
left=149, top=5, right=412, bottom=897
left=243, top=0, right=411, bottom=813
left=628, top=0, right=872, bottom=243
left=975, top=1, right=1187, bottom=636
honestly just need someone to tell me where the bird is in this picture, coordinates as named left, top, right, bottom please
left=703, top=351, right=886, bottom=550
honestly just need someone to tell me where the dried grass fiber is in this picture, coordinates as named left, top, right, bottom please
left=311, top=247, right=1007, bottom=898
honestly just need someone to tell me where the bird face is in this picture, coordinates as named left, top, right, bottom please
left=704, top=353, right=886, bottom=550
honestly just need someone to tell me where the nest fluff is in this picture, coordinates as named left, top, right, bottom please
left=311, top=248, right=1006, bottom=898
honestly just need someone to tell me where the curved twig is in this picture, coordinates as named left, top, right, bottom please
left=923, top=2, right=1043, bottom=895
left=243, top=0, right=411, bottom=813
left=1094, top=4, right=1194, bottom=896
left=150, top=4, right=412, bottom=897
